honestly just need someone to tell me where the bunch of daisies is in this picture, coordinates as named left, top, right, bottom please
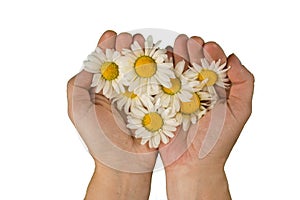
left=83, top=36, right=230, bottom=148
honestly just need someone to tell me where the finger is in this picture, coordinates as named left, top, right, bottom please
left=69, top=30, right=117, bottom=123
left=203, top=42, right=227, bottom=64
left=97, top=30, right=117, bottom=50
left=132, top=33, right=145, bottom=49
left=187, top=36, right=205, bottom=65
left=165, top=45, right=173, bottom=64
left=173, top=34, right=189, bottom=69
left=92, top=88, right=110, bottom=108
left=116, top=32, right=133, bottom=52
left=67, top=76, right=76, bottom=123
left=227, top=54, right=254, bottom=108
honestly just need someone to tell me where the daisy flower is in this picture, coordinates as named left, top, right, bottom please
left=83, top=47, right=125, bottom=99
left=120, top=36, right=175, bottom=96
left=127, top=100, right=179, bottom=148
left=154, top=60, right=199, bottom=113
left=112, top=88, right=153, bottom=114
left=176, top=91, right=212, bottom=131
left=185, top=58, right=230, bottom=98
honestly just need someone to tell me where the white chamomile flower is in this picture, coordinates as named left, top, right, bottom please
left=112, top=88, right=153, bottom=114
left=185, top=58, right=230, bottom=98
left=154, top=60, right=199, bottom=113
left=176, top=91, right=212, bottom=131
left=127, top=100, right=179, bottom=148
left=83, top=47, right=125, bottom=99
left=120, top=36, right=175, bottom=96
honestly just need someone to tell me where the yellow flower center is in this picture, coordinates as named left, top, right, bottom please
left=134, top=56, right=157, bottom=78
left=180, top=93, right=201, bottom=114
left=142, top=112, right=163, bottom=132
left=198, top=69, right=218, bottom=86
left=123, top=91, right=137, bottom=99
left=162, top=78, right=181, bottom=95
left=100, top=62, right=119, bottom=80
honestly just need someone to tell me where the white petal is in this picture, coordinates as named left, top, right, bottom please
left=173, top=97, right=180, bottom=112
left=193, top=63, right=202, bottom=72
left=112, top=81, right=119, bottom=93
left=179, top=91, right=192, bottom=102
left=127, top=123, right=140, bottom=129
left=96, top=79, right=105, bottom=92
left=131, top=107, right=146, bottom=118
left=183, top=70, right=197, bottom=79
left=160, top=133, right=169, bottom=144
left=88, top=54, right=102, bottom=64
left=156, top=75, right=171, bottom=88
left=102, top=81, right=110, bottom=95
left=135, top=127, right=147, bottom=137
left=91, top=74, right=101, bottom=87
left=200, top=58, right=207, bottom=67
left=106, top=85, right=113, bottom=98
left=93, top=48, right=106, bottom=59
left=161, top=95, right=170, bottom=107
left=95, top=84, right=102, bottom=93
left=182, top=118, right=191, bottom=131
left=165, top=118, right=179, bottom=126
left=112, top=51, right=121, bottom=61
left=149, top=41, right=161, bottom=57
left=116, top=97, right=126, bottom=110
left=140, top=95, right=153, bottom=108
left=128, top=117, right=141, bottom=125
left=164, top=130, right=174, bottom=138
left=118, top=83, right=125, bottom=93
left=84, top=61, right=101, bottom=73
left=175, top=60, right=185, bottom=75
left=105, top=49, right=113, bottom=60
left=146, top=35, right=153, bottom=45
left=152, top=49, right=167, bottom=60
left=163, top=125, right=177, bottom=132
left=128, top=80, right=137, bottom=92
left=124, top=100, right=131, bottom=113
left=176, top=113, right=183, bottom=124
left=141, top=137, right=150, bottom=145
left=153, top=134, right=160, bottom=148
left=191, top=115, right=197, bottom=124
left=149, top=138, right=154, bottom=148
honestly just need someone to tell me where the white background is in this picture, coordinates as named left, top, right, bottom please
left=0, top=0, right=299, bottom=199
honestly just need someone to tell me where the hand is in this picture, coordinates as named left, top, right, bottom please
left=67, top=30, right=157, bottom=199
left=159, top=34, right=254, bottom=199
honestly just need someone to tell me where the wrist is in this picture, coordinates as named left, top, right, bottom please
left=166, top=165, right=231, bottom=200
left=85, top=161, right=152, bottom=200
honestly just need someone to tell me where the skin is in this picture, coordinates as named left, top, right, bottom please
left=67, top=30, right=157, bottom=200
left=160, top=35, right=254, bottom=199
left=67, top=30, right=254, bottom=199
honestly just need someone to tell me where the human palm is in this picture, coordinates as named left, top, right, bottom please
left=159, top=35, right=254, bottom=172
left=67, top=31, right=157, bottom=173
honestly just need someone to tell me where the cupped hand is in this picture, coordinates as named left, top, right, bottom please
left=67, top=30, right=158, bottom=173
left=160, top=34, right=254, bottom=173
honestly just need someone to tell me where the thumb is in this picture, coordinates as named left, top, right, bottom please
left=67, top=70, right=93, bottom=124
left=227, top=54, right=254, bottom=120
left=67, top=30, right=117, bottom=123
